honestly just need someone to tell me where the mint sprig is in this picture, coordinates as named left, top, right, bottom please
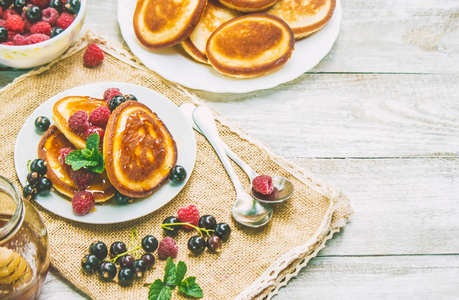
left=148, top=257, right=203, bottom=300
left=65, top=133, right=104, bottom=173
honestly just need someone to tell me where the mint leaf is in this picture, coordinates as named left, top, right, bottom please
left=81, top=148, right=93, bottom=159
left=86, top=133, right=99, bottom=152
left=148, top=279, right=172, bottom=300
left=90, top=153, right=104, bottom=173
left=179, top=277, right=203, bottom=298
left=163, top=257, right=176, bottom=286
left=175, top=261, right=187, bottom=286
left=64, top=134, right=104, bottom=173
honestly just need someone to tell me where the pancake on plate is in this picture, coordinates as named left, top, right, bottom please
left=104, top=101, right=177, bottom=198
left=38, top=126, right=116, bottom=203
left=182, top=0, right=241, bottom=64
left=264, top=0, right=336, bottom=39
left=206, top=13, right=294, bottom=78
left=133, top=0, right=207, bottom=49
left=219, top=0, right=278, bottom=12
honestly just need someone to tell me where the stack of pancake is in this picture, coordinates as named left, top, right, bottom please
left=38, top=96, right=177, bottom=204
left=133, top=0, right=336, bottom=78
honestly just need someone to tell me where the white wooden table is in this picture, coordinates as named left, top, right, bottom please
left=1, top=0, right=458, bottom=298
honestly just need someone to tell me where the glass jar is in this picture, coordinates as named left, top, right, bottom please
left=0, top=176, right=49, bottom=300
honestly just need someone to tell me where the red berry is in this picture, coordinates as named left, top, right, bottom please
left=103, top=88, right=122, bottom=103
left=6, top=15, right=24, bottom=33
left=58, top=148, right=72, bottom=166
left=13, top=34, right=28, bottom=45
left=56, top=12, right=74, bottom=30
left=27, top=33, right=49, bottom=44
left=0, top=8, right=3, bottom=18
left=69, top=169, right=95, bottom=190
left=89, top=106, right=111, bottom=127
left=23, top=19, right=32, bottom=32
left=31, top=22, right=51, bottom=35
left=3, top=9, right=18, bottom=21
left=83, top=43, right=104, bottom=68
left=1, top=41, right=14, bottom=45
left=252, top=175, right=274, bottom=195
left=72, top=191, right=95, bottom=215
left=30, top=0, right=50, bottom=9
left=41, top=8, right=59, bottom=26
left=177, top=205, right=200, bottom=231
left=86, top=126, right=104, bottom=140
left=68, top=110, right=89, bottom=133
left=0, top=20, right=6, bottom=28
left=157, top=237, right=178, bottom=260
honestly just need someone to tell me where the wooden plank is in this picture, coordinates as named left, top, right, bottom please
left=38, top=268, right=88, bottom=300
left=195, top=73, right=459, bottom=158
left=275, top=255, right=459, bottom=299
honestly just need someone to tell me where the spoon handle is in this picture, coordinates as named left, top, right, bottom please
left=180, top=104, right=258, bottom=182
left=192, top=106, right=245, bottom=195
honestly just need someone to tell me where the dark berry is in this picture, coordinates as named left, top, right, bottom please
left=141, top=253, right=155, bottom=269
left=34, top=116, right=50, bottom=132
left=23, top=184, right=37, bottom=200
left=0, top=27, right=7, bottom=43
left=89, top=241, right=108, bottom=261
left=0, top=0, right=13, bottom=9
left=206, top=235, right=222, bottom=252
left=81, top=254, right=99, bottom=274
left=36, top=177, right=52, bottom=194
left=114, top=191, right=132, bottom=205
left=141, top=235, right=158, bottom=252
left=30, top=159, right=47, bottom=175
left=214, top=223, right=231, bottom=242
left=109, top=242, right=127, bottom=260
left=118, top=268, right=134, bottom=285
left=198, top=215, right=217, bottom=230
left=120, top=255, right=135, bottom=272
left=188, top=236, right=206, bottom=255
left=12, top=0, right=25, bottom=13
left=50, top=27, right=63, bottom=37
left=26, top=172, right=40, bottom=185
left=49, top=0, right=62, bottom=13
left=124, top=94, right=137, bottom=101
left=169, top=165, right=186, bottom=183
left=133, top=259, right=147, bottom=277
left=64, top=0, right=80, bottom=14
left=162, top=216, right=181, bottom=235
left=98, top=261, right=117, bottom=281
left=26, top=6, right=42, bottom=23
left=108, top=95, right=126, bottom=112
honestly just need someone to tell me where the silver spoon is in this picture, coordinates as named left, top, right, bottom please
left=192, top=106, right=273, bottom=227
left=180, top=103, right=294, bottom=204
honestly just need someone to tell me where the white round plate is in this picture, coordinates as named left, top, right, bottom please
left=14, top=82, right=196, bottom=224
left=117, top=0, right=342, bottom=93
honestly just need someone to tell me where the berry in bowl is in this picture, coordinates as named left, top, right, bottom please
left=0, top=0, right=86, bottom=69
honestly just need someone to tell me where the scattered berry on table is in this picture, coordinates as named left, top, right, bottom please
left=5, top=15, right=24, bottom=32
left=252, top=174, right=274, bottom=195
left=124, top=94, right=138, bottom=101
left=162, top=216, right=182, bottom=235
left=68, top=110, right=89, bottom=133
left=198, top=215, right=217, bottom=230
left=30, top=21, right=50, bottom=35
left=58, top=147, right=72, bottom=166
left=141, top=253, right=155, bottom=269
left=120, top=255, right=135, bottom=272
left=108, top=95, right=126, bottom=112
left=26, top=172, right=40, bottom=185
left=158, top=236, right=178, bottom=260
left=81, top=254, right=99, bottom=274
left=50, top=26, right=62, bottom=37
left=214, top=223, right=231, bottom=242
left=0, top=27, right=7, bottom=43
left=114, top=191, right=132, bottom=205
left=30, top=0, right=49, bottom=8
left=30, top=158, right=47, bottom=175
left=48, top=0, right=62, bottom=13
left=169, top=165, right=187, bottom=183
left=55, top=11, right=73, bottom=29
left=133, top=259, right=147, bottom=277
left=71, top=190, right=95, bottom=215
left=23, top=184, right=37, bottom=200
left=89, top=106, right=110, bottom=127
left=41, top=7, right=59, bottom=26
left=89, top=241, right=108, bottom=261
left=188, top=236, right=206, bottom=255
left=69, top=168, right=94, bottom=190
left=64, top=0, right=79, bottom=14
left=25, top=6, right=42, bottom=23
left=177, top=204, right=200, bottom=230
left=85, top=126, right=104, bottom=140
left=98, top=261, right=116, bottom=281
left=141, top=235, right=158, bottom=252
left=34, top=116, right=50, bottom=132
left=118, top=267, right=134, bottom=285
left=103, top=88, right=122, bottom=102
left=83, top=43, right=104, bottom=68
left=206, top=235, right=222, bottom=252
left=26, top=33, right=49, bottom=44
left=109, top=241, right=127, bottom=259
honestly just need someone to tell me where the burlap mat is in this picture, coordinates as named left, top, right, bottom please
left=0, top=31, right=352, bottom=300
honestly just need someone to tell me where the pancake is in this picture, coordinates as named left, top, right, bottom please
left=38, top=126, right=116, bottom=203
left=103, top=101, right=177, bottom=198
left=133, top=0, right=207, bottom=49
left=182, top=0, right=241, bottom=64
left=264, top=0, right=336, bottom=39
left=53, top=96, right=108, bottom=150
left=206, top=13, right=294, bottom=78
left=219, top=0, right=278, bottom=12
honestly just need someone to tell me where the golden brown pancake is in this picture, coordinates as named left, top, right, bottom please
left=182, top=0, right=241, bottom=64
left=53, top=96, right=108, bottom=150
left=264, top=0, right=336, bottom=39
left=219, top=0, right=278, bottom=12
left=133, top=0, right=207, bottom=49
left=38, top=126, right=116, bottom=203
left=103, top=101, right=177, bottom=198
left=206, top=13, right=295, bottom=78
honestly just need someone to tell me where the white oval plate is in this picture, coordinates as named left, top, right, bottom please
left=117, top=0, right=342, bottom=93
left=14, top=82, right=196, bottom=224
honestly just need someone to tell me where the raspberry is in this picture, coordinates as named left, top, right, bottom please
left=157, top=237, right=178, bottom=260
left=41, top=8, right=59, bottom=26
left=3, top=9, right=17, bottom=21
left=72, top=191, right=95, bottom=216
left=69, top=169, right=95, bottom=190
left=30, top=0, right=50, bottom=9
left=103, top=88, right=122, bottom=103
left=0, top=20, right=6, bottom=28
left=1, top=41, right=14, bottom=45
left=31, top=22, right=51, bottom=35
left=23, top=19, right=32, bottom=32
left=0, top=8, right=2, bottom=18
left=177, top=205, right=200, bottom=230
left=27, top=33, right=49, bottom=44
left=86, top=126, right=104, bottom=140
left=88, top=106, right=111, bottom=127
left=252, top=175, right=274, bottom=195
left=58, top=148, right=72, bottom=166
left=56, top=12, right=74, bottom=30
left=7, top=30, right=18, bottom=42
left=68, top=110, right=89, bottom=133
left=13, top=34, right=28, bottom=45
left=83, top=43, right=104, bottom=68
left=6, top=15, right=24, bottom=33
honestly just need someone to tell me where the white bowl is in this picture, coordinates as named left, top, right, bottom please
left=0, top=0, right=86, bottom=69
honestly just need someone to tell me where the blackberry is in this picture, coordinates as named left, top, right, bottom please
left=98, top=261, right=117, bottom=281
left=34, top=116, right=50, bottom=132
left=114, top=191, right=132, bottom=205
left=206, top=235, right=222, bottom=252
left=118, top=268, right=134, bottom=285
left=120, top=255, right=135, bottom=272
left=188, top=236, right=206, bottom=255
left=64, top=0, right=80, bottom=14
left=169, top=165, right=186, bottom=183
left=81, top=254, right=99, bottom=274
left=141, top=253, right=155, bottom=269
left=51, top=27, right=63, bottom=37
left=89, top=241, right=108, bottom=261
left=108, top=95, right=126, bottom=112
left=214, top=223, right=231, bottom=242
left=26, top=172, right=40, bottom=185
left=124, top=94, right=138, bottom=101
left=133, top=259, right=147, bottom=277
left=141, top=235, right=158, bottom=252
left=0, top=0, right=13, bottom=9
left=0, top=27, right=7, bottom=43
left=109, top=242, right=127, bottom=260
left=36, top=177, right=52, bottom=194
left=198, top=215, right=217, bottom=230
left=12, top=0, right=25, bottom=13
left=30, top=159, right=47, bottom=175
left=162, top=216, right=181, bottom=235
left=49, top=0, right=62, bottom=13
left=26, top=6, right=42, bottom=23
left=23, top=184, right=37, bottom=200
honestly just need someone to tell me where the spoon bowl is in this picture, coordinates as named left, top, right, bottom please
left=251, top=176, right=294, bottom=204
